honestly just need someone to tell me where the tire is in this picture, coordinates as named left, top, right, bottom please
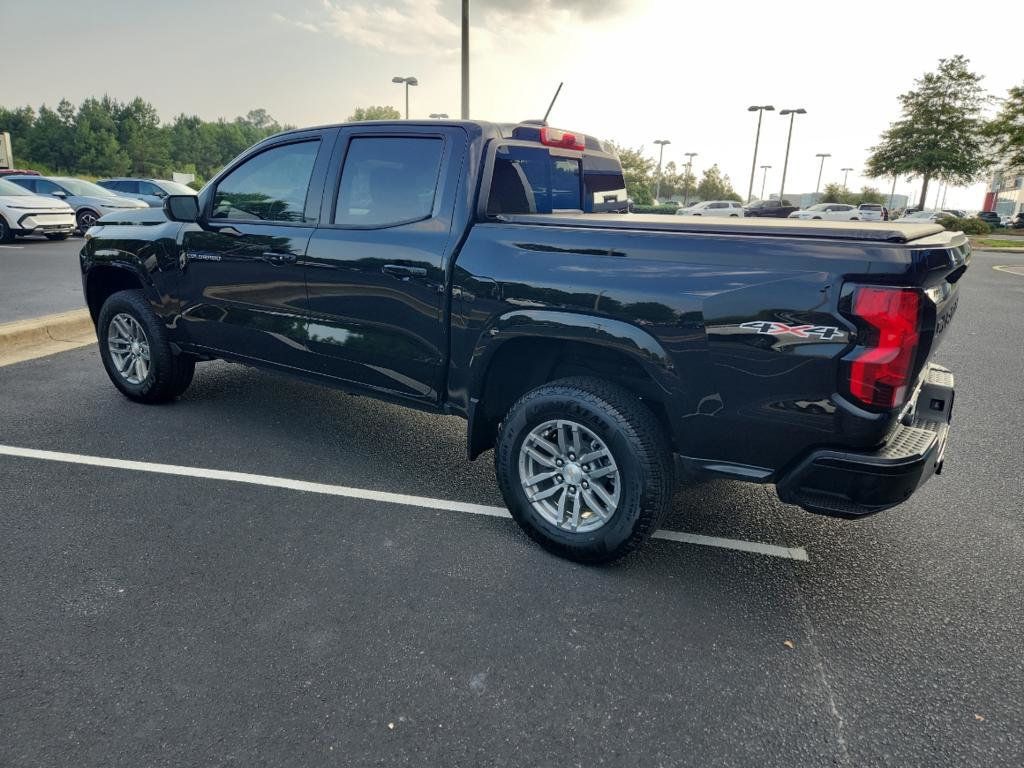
left=0, top=216, right=13, bottom=243
left=76, top=209, right=100, bottom=233
left=97, top=289, right=195, bottom=404
left=495, top=377, right=673, bottom=564
left=45, top=233, right=69, bottom=241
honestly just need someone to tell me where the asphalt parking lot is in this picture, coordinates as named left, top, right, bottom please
left=0, top=235, right=85, bottom=323
left=1, top=251, right=1022, bottom=767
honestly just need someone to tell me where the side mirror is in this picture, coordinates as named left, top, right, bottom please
left=164, top=194, right=200, bottom=223
left=52, top=190, right=67, bottom=198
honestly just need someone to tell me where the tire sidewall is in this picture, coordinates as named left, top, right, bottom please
left=97, top=293, right=162, bottom=400
left=497, top=389, right=653, bottom=559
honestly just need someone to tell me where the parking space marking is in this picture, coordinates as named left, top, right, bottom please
left=0, top=245, right=25, bottom=249
left=993, top=264, right=1024, bottom=277
left=0, top=443, right=809, bottom=561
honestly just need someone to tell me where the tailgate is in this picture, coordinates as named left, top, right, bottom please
left=915, top=234, right=970, bottom=360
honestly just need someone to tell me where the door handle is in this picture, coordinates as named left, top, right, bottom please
left=382, top=264, right=427, bottom=279
left=263, top=251, right=298, bottom=265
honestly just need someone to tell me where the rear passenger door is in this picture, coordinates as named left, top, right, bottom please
left=303, top=126, right=467, bottom=404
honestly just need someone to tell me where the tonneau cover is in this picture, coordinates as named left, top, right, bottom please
left=499, top=213, right=945, bottom=244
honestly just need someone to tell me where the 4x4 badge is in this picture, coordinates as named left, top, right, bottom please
left=740, top=321, right=842, bottom=340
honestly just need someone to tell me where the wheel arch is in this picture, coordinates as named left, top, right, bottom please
left=84, top=264, right=152, bottom=323
left=464, top=310, right=680, bottom=459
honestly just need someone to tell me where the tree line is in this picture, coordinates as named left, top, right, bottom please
left=0, top=96, right=292, bottom=184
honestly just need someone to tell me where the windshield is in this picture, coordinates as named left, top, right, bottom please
left=53, top=177, right=118, bottom=197
left=0, top=179, right=34, bottom=196
left=158, top=180, right=198, bottom=195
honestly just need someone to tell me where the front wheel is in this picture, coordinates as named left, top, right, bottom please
left=76, top=209, right=99, bottom=233
left=495, top=377, right=673, bottom=563
left=0, top=216, right=13, bottom=243
left=97, top=289, right=195, bottom=404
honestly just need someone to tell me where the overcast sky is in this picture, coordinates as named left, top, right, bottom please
left=6, top=0, right=1019, bottom=208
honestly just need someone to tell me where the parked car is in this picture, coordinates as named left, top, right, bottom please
left=675, top=200, right=744, bottom=217
left=788, top=203, right=863, bottom=221
left=897, top=210, right=960, bottom=223
left=5, top=175, right=147, bottom=232
left=976, top=211, right=1003, bottom=227
left=744, top=199, right=799, bottom=217
left=1011, top=213, right=1024, bottom=229
left=0, top=168, right=41, bottom=177
left=80, top=118, right=964, bottom=564
left=0, top=177, right=76, bottom=241
left=97, top=177, right=198, bottom=208
left=855, top=203, right=885, bottom=221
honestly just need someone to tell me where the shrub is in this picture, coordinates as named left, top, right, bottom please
left=936, top=216, right=990, bottom=235
left=630, top=204, right=678, bottom=215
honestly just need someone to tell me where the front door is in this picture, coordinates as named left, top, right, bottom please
left=302, top=127, right=466, bottom=403
left=177, top=134, right=332, bottom=368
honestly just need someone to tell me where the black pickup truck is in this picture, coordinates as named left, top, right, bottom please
left=80, top=119, right=967, bottom=563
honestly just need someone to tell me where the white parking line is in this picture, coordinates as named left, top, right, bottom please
left=0, top=244, right=25, bottom=249
left=0, top=443, right=809, bottom=561
left=993, top=264, right=1024, bottom=277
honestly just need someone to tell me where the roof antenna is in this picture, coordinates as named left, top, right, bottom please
left=542, top=82, right=564, bottom=125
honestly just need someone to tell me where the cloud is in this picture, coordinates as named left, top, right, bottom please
left=285, top=0, right=635, bottom=57
left=271, top=12, right=320, bottom=34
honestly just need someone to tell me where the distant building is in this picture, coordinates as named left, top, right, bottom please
left=983, top=167, right=1023, bottom=217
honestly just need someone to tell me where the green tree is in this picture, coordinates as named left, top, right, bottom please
left=605, top=142, right=655, bottom=205
left=865, top=55, right=990, bottom=210
left=0, top=105, right=36, bottom=166
left=73, top=96, right=130, bottom=176
left=820, top=182, right=850, bottom=204
left=695, top=164, right=741, bottom=202
left=985, top=82, right=1024, bottom=171
left=347, top=105, right=401, bottom=122
left=117, top=97, right=170, bottom=176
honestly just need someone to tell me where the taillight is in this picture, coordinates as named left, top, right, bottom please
left=846, top=286, right=921, bottom=409
left=539, top=127, right=585, bottom=151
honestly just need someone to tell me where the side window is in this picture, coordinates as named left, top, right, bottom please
left=487, top=145, right=582, bottom=215
left=139, top=181, right=163, bottom=197
left=34, top=179, right=60, bottom=195
left=118, top=181, right=139, bottom=194
left=334, top=137, right=443, bottom=227
left=212, top=140, right=319, bottom=223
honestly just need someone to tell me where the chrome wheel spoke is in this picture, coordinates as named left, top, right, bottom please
left=517, top=418, right=621, bottom=534
left=107, top=313, right=151, bottom=385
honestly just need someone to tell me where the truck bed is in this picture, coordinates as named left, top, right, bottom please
left=499, top=213, right=947, bottom=244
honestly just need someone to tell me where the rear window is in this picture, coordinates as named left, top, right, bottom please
left=488, top=145, right=582, bottom=215
left=860, top=204, right=882, bottom=210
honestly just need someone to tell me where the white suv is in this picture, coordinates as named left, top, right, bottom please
left=676, top=200, right=744, bottom=217
left=856, top=203, right=885, bottom=221
left=0, top=177, right=76, bottom=241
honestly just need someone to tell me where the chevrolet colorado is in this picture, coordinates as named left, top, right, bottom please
left=80, top=120, right=967, bottom=563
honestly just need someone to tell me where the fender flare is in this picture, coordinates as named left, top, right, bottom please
left=464, top=309, right=679, bottom=459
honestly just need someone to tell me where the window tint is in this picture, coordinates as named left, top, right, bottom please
left=139, top=181, right=164, bottom=197
left=34, top=179, right=61, bottom=195
left=334, top=137, right=443, bottom=227
left=118, top=180, right=139, bottom=194
left=487, top=145, right=582, bottom=215
left=212, top=140, right=319, bottom=222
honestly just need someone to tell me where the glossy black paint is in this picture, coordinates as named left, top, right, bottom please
left=80, top=119, right=969, bottom=484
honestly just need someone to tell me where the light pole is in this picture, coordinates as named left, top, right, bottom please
left=746, top=105, right=775, bottom=203
left=778, top=108, right=806, bottom=202
left=461, top=0, right=469, bottom=119
left=759, top=165, right=772, bottom=201
left=841, top=167, right=854, bottom=189
left=429, top=113, right=449, bottom=119
left=683, top=152, right=697, bottom=206
left=814, top=153, right=831, bottom=195
left=392, top=76, right=418, bottom=119
left=653, top=139, right=671, bottom=202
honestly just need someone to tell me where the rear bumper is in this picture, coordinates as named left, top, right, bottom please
left=776, top=364, right=954, bottom=518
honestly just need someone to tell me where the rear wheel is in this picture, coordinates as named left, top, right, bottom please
left=97, top=289, right=195, bottom=404
left=0, top=216, right=13, bottom=243
left=495, top=377, right=673, bottom=564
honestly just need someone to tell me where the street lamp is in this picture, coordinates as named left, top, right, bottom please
left=778, top=108, right=806, bottom=203
left=841, top=167, right=854, bottom=189
left=461, top=0, right=469, bottom=119
left=683, top=152, right=697, bottom=206
left=759, top=165, right=772, bottom=201
left=814, top=152, right=831, bottom=195
left=746, top=105, right=775, bottom=203
left=392, top=76, right=419, bottom=119
left=429, top=113, right=449, bottom=119
left=653, top=139, right=671, bottom=202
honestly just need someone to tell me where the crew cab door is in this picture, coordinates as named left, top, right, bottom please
left=177, top=130, right=335, bottom=367
left=302, top=126, right=467, bottom=404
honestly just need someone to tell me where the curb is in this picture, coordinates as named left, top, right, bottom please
left=0, top=309, right=96, bottom=366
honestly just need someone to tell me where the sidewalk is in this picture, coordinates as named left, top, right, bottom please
left=0, top=310, right=95, bottom=367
